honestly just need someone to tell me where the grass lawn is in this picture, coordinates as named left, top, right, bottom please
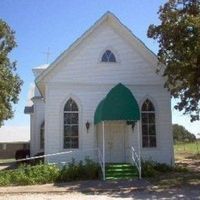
left=0, top=159, right=15, bottom=164
left=174, top=141, right=200, bottom=155
left=148, top=141, right=200, bottom=190
left=0, top=159, right=16, bottom=171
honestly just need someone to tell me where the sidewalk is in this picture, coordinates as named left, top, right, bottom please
left=0, top=179, right=150, bottom=194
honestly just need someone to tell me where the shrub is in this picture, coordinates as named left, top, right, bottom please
left=0, top=171, right=12, bottom=186
left=59, top=158, right=80, bottom=181
left=154, top=163, right=173, bottom=173
left=141, top=160, right=175, bottom=177
left=15, top=149, right=30, bottom=165
left=83, top=157, right=100, bottom=179
left=58, top=158, right=100, bottom=182
left=31, top=152, right=44, bottom=165
left=0, top=158, right=100, bottom=186
left=0, top=164, right=60, bottom=186
left=141, top=160, right=157, bottom=177
left=173, top=165, right=189, bottom=173
left=141, top=160, right=190, bottom=177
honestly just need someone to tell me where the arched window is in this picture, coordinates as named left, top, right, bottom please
left=101, top=50, right=116, bottom=62
left=40, top=121, right=45, bottom=149
left=63, top=98, right=79, bottom=149
left=141, top=99, right=156, bottom=148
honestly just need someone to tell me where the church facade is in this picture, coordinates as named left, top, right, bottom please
left=25, top=12, right=174, bottom=167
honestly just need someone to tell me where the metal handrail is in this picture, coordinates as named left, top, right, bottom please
left=97, top=148, right=103, bottom=170
left=0, top=148, right=98, bottom=165
left=97, top=148, right=105, bottom=180
left=130, top=146, right=141, bottom=179
left=0, top=147, right=106, bottom=180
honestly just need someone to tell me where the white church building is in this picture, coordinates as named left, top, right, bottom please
left=25, top=12, right=174, bottom=174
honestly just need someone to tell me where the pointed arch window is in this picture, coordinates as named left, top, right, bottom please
left=40, top=121, right=45, bottom=149
left=63, top=98, right=79, bottom=149
left=101, top=50, right=116, bottom=62
left=141, top=99, right=156, bottom=148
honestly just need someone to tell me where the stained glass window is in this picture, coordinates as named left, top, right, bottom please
left=40, top=121, right=45, bottom=149
left=101, top=50, right=116, bottom=62
left=141, top=99, right=156, bottom=148
left=64, top=98, right=79, bottom=149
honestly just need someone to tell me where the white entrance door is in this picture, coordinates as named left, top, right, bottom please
left=105, top=122, right=126, bottom=163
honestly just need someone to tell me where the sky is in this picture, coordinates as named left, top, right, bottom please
left=0, top=0, right=199, bottom=137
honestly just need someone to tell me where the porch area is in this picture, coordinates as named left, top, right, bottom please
left=94, top=83, right=142, bottom=180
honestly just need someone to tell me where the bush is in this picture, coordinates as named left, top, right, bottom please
left=15, top=149, right=30, bottom=165
left=154, top=163, right=173, bottom=173
left=58, top=158, right=100, bottom=182
left=141, top=160, right=190, bottom=178
left=0, top=158, right=100, bottom=186
left=173, top=165, right=189, bottom=173
left=0, top=164, right=60, bottom=186
left=141, top=161, right=157, bottom=177
left=15, top=150, right=45, bottom=166
left=31, top=152, right=44, bottom=165
left=83, top=157, right=100, bottom=179
left=141, top=160, right=173, bottom=177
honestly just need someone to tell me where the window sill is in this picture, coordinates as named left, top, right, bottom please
left=142, top=147, right=158, bottom=151
left=99, top=61, right=119, bottom=65
left=62, top=148, right=79, bottom=151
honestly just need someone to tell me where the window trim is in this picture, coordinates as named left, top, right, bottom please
left=40, top=121, right=45, bottom=150
left=141, top=98, right=157, bottom=148
left=101, top=50, right=116, bottom=63
left=98, top=47, right=120, bottom=64
left=63, top=98, right=79, bottom=149
left=60, top=95, right=83, bottom=152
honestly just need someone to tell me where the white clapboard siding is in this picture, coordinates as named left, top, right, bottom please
left=44, top=83, right=173, bottom=165
left=29, top=13, right=174, bottom=165
left=30, top=98, right=45, bottom=156
left=46, top=23, right=163, bottom=86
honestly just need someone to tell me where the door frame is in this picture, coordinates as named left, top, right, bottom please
left=105, top=121, right=126, bottom=163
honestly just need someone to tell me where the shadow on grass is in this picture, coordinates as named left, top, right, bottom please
left=53, top=178, right=200, bottom=199
left=53, top=179, right=149, bottom=191
left=83, top=186, right=200, bottom=199
left=52, top=152, right=200, bottom=199
left=186, top=154, right=200, bottom=160
left=0, top=161, right=16, bottom=170
left=149, top=171, right=200, bottom=188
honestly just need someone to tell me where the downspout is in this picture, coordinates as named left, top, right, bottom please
left=137, top=120, right=142, bottom=179
left=102, top=121, right=105, bottom=180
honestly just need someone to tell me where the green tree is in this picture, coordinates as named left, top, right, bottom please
left=173, top=124, right=196, bottom=142
left=147, top=0, right=200, bottom=122
left=0, top=19, right=23, bottom=126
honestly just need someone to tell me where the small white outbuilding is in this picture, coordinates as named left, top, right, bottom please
left=0, top=126, right=30, bottom=159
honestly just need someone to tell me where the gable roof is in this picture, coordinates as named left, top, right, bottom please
left=33, top=64, right=49, bottom=78
left=36, top=11, right=158, bottom=96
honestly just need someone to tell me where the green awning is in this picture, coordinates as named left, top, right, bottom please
left=94, top=83, right=140, bottom=124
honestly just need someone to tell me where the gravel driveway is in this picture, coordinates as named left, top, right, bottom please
left=0, top=188, right=200, bottom=200
left=0, top=179, right=199, bottom=199
left=0, top=193, right=134, bottom=200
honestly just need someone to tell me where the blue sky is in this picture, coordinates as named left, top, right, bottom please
left=0, top=0, right=199, bottom=137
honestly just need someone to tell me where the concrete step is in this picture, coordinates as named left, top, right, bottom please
left=105, top=163, right=138, bottom=180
